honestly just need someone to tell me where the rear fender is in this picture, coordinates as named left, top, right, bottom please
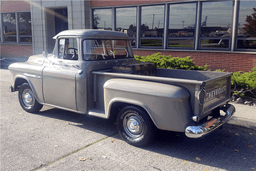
left=104, top=78, right=192, bottom=132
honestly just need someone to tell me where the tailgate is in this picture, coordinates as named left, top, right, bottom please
left=200, top=75, right=232, bottom=119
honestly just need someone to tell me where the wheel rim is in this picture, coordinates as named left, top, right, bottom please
left=22, top=89, right=35, bottom=108
left=123, top=112, right=145, bottom=139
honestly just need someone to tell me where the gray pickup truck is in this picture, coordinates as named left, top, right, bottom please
left=9, top=29, right=235, bottom=146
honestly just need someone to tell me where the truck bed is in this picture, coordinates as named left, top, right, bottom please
left=92, top=68, right=232, bottom=120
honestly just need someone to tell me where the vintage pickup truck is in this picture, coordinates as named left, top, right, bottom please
left=9, top=29, right=235, bottom=146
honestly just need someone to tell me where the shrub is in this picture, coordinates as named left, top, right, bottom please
left=231, top=67, right=256, bottom=98
left=134, top=53, right=207, bottom=70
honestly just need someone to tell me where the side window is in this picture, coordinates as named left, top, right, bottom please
left=58, top=38, right=78, bottom=60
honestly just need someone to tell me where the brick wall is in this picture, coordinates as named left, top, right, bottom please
left=0, top=44, right=33, bottom=58
left=133, top=50, right=256, bottom=72
left=1, top=0, right=30, bottom=12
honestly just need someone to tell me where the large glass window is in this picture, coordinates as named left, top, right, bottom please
left=19, top=12, right=32, bottom=43
left=199, top=1, right=233, bottom=49
left=1, top=12, right=32, bottom=44
left=93, top=9, right=112, bottom=30
left=141, top=5, right=164, bottom=48
left=83, top=39, right=133, bottom=60
left=2, top=13, right=17, bottom=42
left=91, top=1, right=255, bottom=52
left=236, top=0, right=256, bottom=50
left=116, top=7, right=136, bottom=47
left=168, top=3, right=197, bottom=49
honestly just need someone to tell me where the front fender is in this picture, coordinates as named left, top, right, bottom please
left=13, top=75, right=43, bottom=104
left=9, top=62, right=45, bottom=103
left=104, top=78, right=193, bottom=132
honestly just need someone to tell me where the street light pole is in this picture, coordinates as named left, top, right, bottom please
left=152, top=14, right=155, bottom=29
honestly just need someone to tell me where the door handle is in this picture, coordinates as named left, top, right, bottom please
left=78, top=70, right=83, bottom=75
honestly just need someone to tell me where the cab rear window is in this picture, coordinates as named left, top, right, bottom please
left=83, top=39, right=133, bottom=60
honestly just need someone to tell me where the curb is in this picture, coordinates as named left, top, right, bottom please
left=228, top=116, right=256, bottom=130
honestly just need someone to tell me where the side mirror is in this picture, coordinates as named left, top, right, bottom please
left=43, top=51, right=48, bottom=58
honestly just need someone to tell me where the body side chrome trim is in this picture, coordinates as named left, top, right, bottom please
left=24, top=73, right=42, bottom=79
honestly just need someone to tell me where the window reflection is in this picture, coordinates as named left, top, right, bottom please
left=2, top=13, right=17, bottom=42
left=19, top=12, right=32, bottom=43
left=237, top=0, right=256, bottom=49
left=116, top=7, right=136, bottom=47
left=116, top=7, right=136, bottom=37
left=201, top=39, right=229, bottom=48
left=200, top=1, right=233, bottom=49
left=169, top=3, right=196, bottom=37
left=93, top=9, right=112, bottom=30
left=168, top=39, right=194, bottom=48
left=141, top=39, right=162, bottom=47
left=141, top=5, right=164, bottom=37
left=20, top=37, right=32, bottom=43
left=201, top=1, right=233, bottom=38
left=19, top=12, right=31, bottom=35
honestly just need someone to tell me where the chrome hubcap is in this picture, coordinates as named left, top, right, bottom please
left=123, top=113, right=144, bottom=138
left=127, top=119, right=140, bottom=133
left=24, top=92, right=32, bottom=104
left=22, top=89, right=34, bottom=107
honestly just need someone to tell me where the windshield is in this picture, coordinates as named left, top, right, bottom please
left=83, top=39, right=134, bottom=60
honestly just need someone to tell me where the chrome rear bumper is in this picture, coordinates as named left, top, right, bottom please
left=185, top=104, right=235, bottom=138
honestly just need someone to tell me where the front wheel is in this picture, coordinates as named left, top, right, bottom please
left=18, top=83, right=43, bottom=113
left=117, top=106, right=156, bottom=147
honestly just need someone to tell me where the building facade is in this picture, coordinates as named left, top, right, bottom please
left=1, top=0, right=256, bottom=72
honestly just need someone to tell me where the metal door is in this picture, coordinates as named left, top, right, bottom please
left=43, top=60, right=78, bottom=110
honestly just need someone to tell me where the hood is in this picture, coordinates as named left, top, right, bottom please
left=27, top=54, right=54, bottom=65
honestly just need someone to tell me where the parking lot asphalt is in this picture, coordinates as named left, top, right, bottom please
left=1, top=57, right=256, bottom=171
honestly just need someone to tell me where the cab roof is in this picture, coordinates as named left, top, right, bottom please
left=53, top=29, right=130, bottom=40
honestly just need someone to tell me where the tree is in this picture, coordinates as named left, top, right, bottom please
left=141, top=24, right=149, bottom=31
left=243, top=8, right=256, bottom=37
left=93, top=14, right=100, bottom=29
left=129, top=24, right=136, bottom=30
left=3, top=13, right=16, bottom=24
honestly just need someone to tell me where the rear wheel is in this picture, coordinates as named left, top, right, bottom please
left=18, top=83, right=43, bottom=113
left=117, top=106, right=156, bottom=147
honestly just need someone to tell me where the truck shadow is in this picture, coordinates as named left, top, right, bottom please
left=146, top=125, right=256, bottom=170
left=38, top=107, right=118, bottom=136
left=37, top=108, right=256, bottom=171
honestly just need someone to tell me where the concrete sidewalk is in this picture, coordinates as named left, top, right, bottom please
left=1, top=57, right=256, bottom=130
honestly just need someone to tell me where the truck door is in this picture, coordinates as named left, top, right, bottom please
left=42, top=38, right=79, bottom=110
